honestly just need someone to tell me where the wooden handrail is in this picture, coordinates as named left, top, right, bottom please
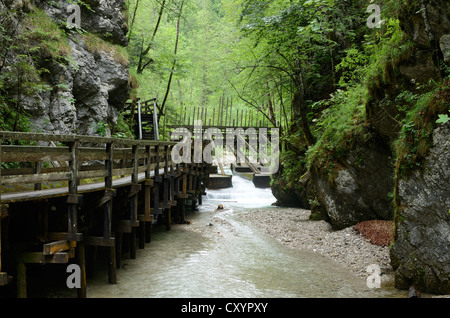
left=0, top=131, right=177, bottom=195
left=0, top=131, right=175, bottom=146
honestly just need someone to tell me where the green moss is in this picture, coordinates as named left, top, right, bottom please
left=364, top=19, right=414, bottom=101
left=82, top=33, right=129, bottom=66
left=392, top=78, right=450, bottom=241
left=23, top=8, right=72, bottom=62
left=394, top=79, right=450, bottom=176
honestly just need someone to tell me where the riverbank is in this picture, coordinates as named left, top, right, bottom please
left=240, top=208, right=395, bottom=287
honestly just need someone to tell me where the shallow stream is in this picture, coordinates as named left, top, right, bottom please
left=86, top=170, right=405, bottom=298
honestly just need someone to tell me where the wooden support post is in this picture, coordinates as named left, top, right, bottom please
left=161, top=145, right=170, bottom=209
left=68, top=141, right=79, bottom=238
left=180, top=199, right=186, bottom=223
left=105, top=142, right=116, bottom=284
left=145, top=145, right=153, bottom=243
left=166, top=207, right=171, bottom=231
left=130, top=228, right=137, bottom=259
left=34, top=161, right=42, bottom=190
left=115, top=232, right=122, bottom=268
left=153, top=145, right=161, bottom=215
left=193, top=108, right=197, bottom=126
left=225, top=98, right=229, bottom=127
left=0, top=204, right=8, bottom=287
left=130, top=145, right=139, bottom=260
left=16, top=262, right=27, bottom=298
left=77, top=242, right=87, bottom=298
left=188, top=164, right=193, bottom=194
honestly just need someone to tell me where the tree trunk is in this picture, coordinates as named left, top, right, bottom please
left=137, top=0, right=166, bottom=74
left=265, top=84, right=276, bottom=126
left=159, top=0, right=184, bottom=121
left=292, top=63, right=316, bottom=146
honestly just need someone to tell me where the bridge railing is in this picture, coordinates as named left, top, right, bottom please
left=0, top=131, right=176, bottom=198
left=0, top=131, right=211, bottom=296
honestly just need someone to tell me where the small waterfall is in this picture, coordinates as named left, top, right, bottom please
left=206, top=167, right=276, bottom=208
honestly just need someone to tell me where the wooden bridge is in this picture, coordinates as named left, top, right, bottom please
left=0, top=131, right=210, bottom=298
left=167, top=104, right=280, bottom=188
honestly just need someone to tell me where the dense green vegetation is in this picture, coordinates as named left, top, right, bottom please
left=126, top=0, right=447, bottom=174
left=1, top=0, right=449, bottom=182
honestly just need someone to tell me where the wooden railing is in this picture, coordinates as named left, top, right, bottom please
left=0, top=131, right=175, bottom=195
left=0, top=131, right=210, bottom=297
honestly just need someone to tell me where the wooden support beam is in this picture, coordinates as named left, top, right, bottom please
left=43, top=240, right=72, bottom=255
left=49, top=232, right=83, bottom=242
left=17, top=262, right=27, bottom=298
left=104, top=142, right=117, bottom=284
left=68, top=141, right=79, bottom=237
left=17, top=252, right=69, bottom=264
left=77, top=242, right=87, bottom=298
left=84, top=237, right=115, bottom=247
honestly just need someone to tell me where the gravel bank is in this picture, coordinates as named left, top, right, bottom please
left=241, top=207, right=395, bottom=287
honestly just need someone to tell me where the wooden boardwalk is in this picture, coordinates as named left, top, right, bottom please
left=0, top=131, right=210, bottom=298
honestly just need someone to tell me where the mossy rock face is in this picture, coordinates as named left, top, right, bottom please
left=310, top=139, right=394, bottom=230
left=270, top=173, right=311, bottom=209
left=390, top=123, right=450, bottom=295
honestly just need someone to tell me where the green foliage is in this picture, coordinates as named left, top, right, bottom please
left=112, top=112, right=135, bottom=139
left=22, top=8, right=72, bottom=63
left=335, top=48, right=368, bottom=88
left=394, top=79, right=450, bottom=176
left=436, top=112, right=450, bottom=124
left=306, top=85, right=370, bottom=179
left=364, top=18, right=414, bottom=99
left=0, top=7, right=72, bottom=132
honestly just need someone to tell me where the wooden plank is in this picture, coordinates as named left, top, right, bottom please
left=43, top=240, right=71, bottom=255
left=17, top=252, right=69, bottom=264
left=1, top=145, right=70, bottom=162
left=1, top=172, right=70, bottom=185
left=0, top=131, right=177, bottom=147
left=49, top=232, right=83, bottom=242
left=84, top=237, right=115, bottom=247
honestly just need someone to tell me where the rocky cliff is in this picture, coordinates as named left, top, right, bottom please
left=391, top=122, right=450, bottom=294
left=270, top=0, right=450, bottom=294
left=0, top=0, right=130, bottom=136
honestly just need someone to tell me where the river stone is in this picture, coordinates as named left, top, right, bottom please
left=390, top=122, right=450, bottom=294
left=310, top=140, right=394, bottom=230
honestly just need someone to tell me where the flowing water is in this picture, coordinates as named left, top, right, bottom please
left=86, top=169, right=406, bottom=298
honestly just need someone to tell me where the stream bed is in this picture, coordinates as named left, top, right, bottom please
left=86, top=171, right=406, bottom=298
